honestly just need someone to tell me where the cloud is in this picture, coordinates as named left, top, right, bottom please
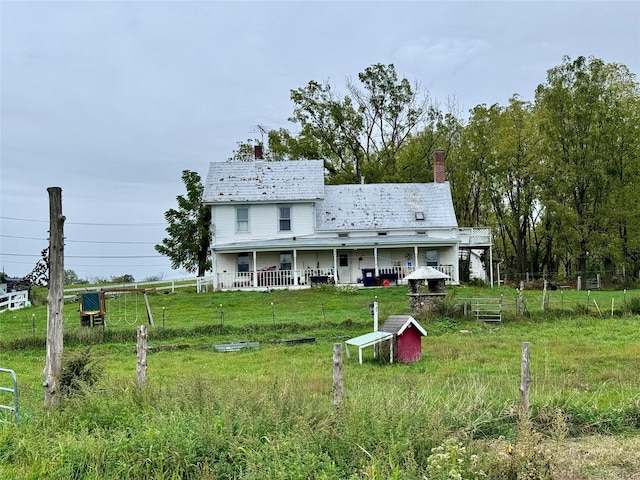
left=396, top=37, right=492, bottom=74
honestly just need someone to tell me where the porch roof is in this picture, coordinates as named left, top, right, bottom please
left=211, top=234, right=458, bottom=253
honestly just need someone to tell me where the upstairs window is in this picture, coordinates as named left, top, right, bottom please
left=279, top=206, right=291, bottom=232
left=236, top=207, right=249, bottom=233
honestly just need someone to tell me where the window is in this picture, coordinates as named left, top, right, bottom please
left=237, top=253, right=249, bottom=273
left=236, top=207, right=249, bottom=233
left=279, top=206, right=291, bottom=231
left=339, top=253, right=349, bottom=267
left=414, top=211, right=425, bottom=221
left=426, top=250, right=438, bottom=267
left=279, top=252, right=292, bottom=271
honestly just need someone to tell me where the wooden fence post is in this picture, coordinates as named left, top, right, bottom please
left=520, top=342, right=531, bottom=414
left=44, top=187, right=65, bottom=407
left=137, top=325, right=147, bottom=385
left=333, top=343, right=343, bottom=407
left=517, top=281, right=525, bottom=316
left=542, top=280, right=549, bottom=312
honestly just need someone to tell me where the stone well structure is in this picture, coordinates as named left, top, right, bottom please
left=404, top=266, right=450, bottom=314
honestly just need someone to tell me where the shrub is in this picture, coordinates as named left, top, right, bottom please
left=57, top=347, right=103, bottom=398
left=425, top=437, right=487, bottom=479
left=627, top=296, right=640, bottom=314
left=480, top=414, right=553, bottom=480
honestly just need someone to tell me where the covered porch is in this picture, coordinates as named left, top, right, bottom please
left=202, top=235, right=463, bottom=291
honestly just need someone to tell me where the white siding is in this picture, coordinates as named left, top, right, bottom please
left=212, top=203, right=315, bottom=245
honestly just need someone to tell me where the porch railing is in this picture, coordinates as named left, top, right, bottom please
left=201, top=264, right=455, bottom=291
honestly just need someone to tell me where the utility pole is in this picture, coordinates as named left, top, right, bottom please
left=43, top=187, right=65, bottom=406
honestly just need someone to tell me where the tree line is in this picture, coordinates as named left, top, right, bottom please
left=160, top=56, right=639, bottom=285
left=224, top=56, right=640, bottom=285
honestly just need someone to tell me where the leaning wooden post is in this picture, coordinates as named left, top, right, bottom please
left=136, top=325, right=148, bottom=385
left=520, top=342, right=531, bottom=414
left=43, top=187, right=65, bottom=407
left=333, top=343, right=343, bottom=407
left=542, top=280, right=549, bottom=312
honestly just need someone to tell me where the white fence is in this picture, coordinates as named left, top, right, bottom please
left=63, top=278, right=200, bottom=299
left=0, top=290, right=29, bottom=312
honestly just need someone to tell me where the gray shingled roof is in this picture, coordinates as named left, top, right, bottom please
left=316, top=183, right=457, bottom=231
left=202, top=161, right=458, bottom=231
left=379, top=315, right=427, bottom=336
left=203, top=160, right=325, bottom=203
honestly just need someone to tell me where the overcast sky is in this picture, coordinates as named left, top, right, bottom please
left=1, top=0, right=639, bottom=282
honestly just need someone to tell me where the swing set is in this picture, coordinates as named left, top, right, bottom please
left=78, top=288, right=154, bottom=328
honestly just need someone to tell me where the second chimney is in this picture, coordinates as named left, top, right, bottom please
left=433, top=150, right=446, bottom=183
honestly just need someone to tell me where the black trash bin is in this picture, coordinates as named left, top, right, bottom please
left=362, top=268, right=376, bottom=287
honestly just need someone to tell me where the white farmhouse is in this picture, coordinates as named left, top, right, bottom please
left=202, top=151, right=492, bottom=290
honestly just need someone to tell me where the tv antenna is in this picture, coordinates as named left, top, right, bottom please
left=250, top=125, right=270, bottom=145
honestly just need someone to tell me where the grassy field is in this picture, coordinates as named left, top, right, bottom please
left=1, top=284, right=640, bottom=479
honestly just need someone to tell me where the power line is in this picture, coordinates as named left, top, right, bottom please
left=1, top=259, right=169, bottom=267
left=0, top=216, right=165, bottom=227
left=0, top=234, right=157, bottom=245
left=1, top=253, right=164, bottom=259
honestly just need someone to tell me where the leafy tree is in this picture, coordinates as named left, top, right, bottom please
left=487, top=96, right=542, bottom=281
left=110, top=274, right=135, bottom=284
left=270, top=63, right=438, bottom=183
left=156, top=170, right=212, bottom=277
left=535, top=56, right=640, bottom=278
left=64, top=269, right=84, bottom=285
left=449, top=104, right=496, bottom=228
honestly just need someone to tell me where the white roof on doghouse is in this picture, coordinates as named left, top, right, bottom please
left=403, top=266, right=450, bottom=281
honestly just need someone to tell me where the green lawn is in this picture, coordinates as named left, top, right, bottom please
left=1, top=284, right=640, bottom=479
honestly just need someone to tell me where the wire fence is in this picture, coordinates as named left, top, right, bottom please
left=454, top=288, right=640, bottom=320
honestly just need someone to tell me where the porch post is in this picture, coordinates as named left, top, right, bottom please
left=333, top=249, right=338, bottom=283
left=453, top=243, right=460, bottom=284
left=252, top=251, right=258, bottom=287
left=374, top=247, right=379, bottom=276
left=293, top=249, right=298, bottom=286
left=212, top=250, right=218, bottom=290
left=414, top=245, right=419, bottom=268
left=489, top=244, right=494, bottom=288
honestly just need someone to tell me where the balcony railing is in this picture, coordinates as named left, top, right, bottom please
left=458, top=227, right=492, bottom=246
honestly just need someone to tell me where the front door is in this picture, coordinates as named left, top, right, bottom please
left=338, top=252, right=351, bottom=284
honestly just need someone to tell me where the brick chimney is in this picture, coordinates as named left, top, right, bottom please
left=254, top=144, right=264, bottom=160
left=433, top=150, right=446, bottom=183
